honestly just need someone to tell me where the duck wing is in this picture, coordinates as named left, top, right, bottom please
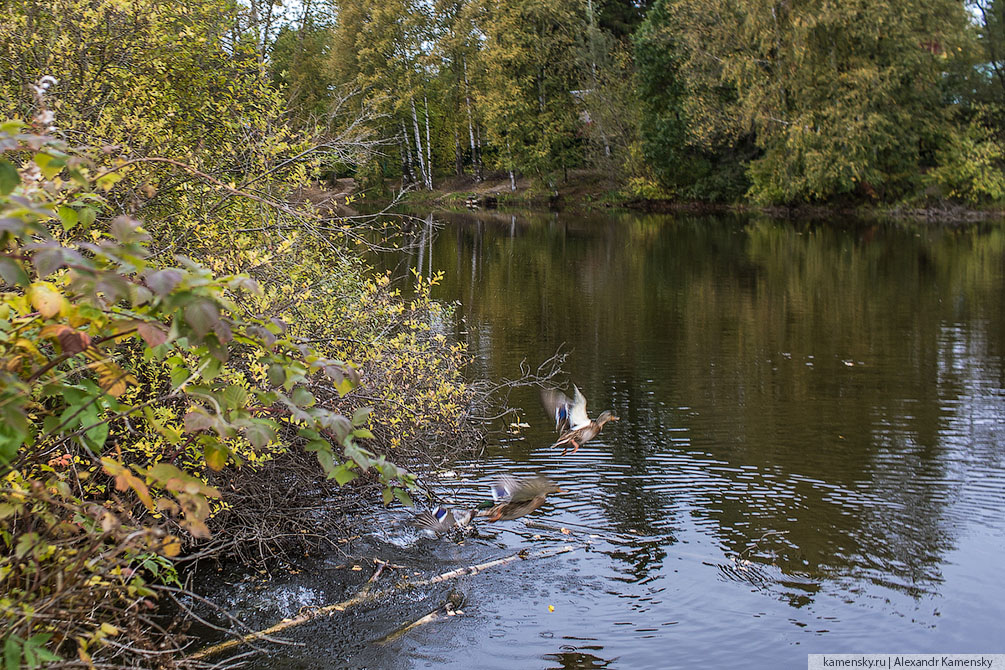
left=490, top=475, right=521, bottom=502
left=540, top=388, right=573, bottom=433
left=413, top=506, right=453, bottom=534
left=568, top=385, right=590, bottom=430
left=507, top=476, right=558, bottom=503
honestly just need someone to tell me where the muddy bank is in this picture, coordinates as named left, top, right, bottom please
left=375, top=171, right=1005, bottom=222
left=389, top=170, right=623, bottom=211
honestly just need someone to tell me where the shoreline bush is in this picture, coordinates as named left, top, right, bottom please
left=0, top=1, right=485, bottom=663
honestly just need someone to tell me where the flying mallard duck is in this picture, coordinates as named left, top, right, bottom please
left=476, top=475, right=562, bottom=522
left=541, top=385, right=619, bottom=455
left=413, top=505, right=476, bottom=538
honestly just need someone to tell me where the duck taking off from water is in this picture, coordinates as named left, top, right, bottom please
left=414, top=476, right=562, bottom=535
left=542, top=385, right=619, bottom=454
left=413, top=506, right=476, bottom=538
left=477, top=475, right=562, bottom=522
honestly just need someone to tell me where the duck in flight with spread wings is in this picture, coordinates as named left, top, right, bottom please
left=479, top=475, right=562, bottom=521
left=540, top=385, right=619, bottom=455
left=412, top=475, right=562, bottom=534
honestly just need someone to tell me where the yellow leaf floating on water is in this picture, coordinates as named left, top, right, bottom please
left=548, top=605, right=555, bottom=612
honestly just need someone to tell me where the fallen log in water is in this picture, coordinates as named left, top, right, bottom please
left=373, top=589, right=466, bottom=645
left=189, top=544, right=577, bottom=661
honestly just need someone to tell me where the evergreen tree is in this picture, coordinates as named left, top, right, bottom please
left=734, top=0, right=973, bottom=203
left=597, top=0, right=652, bottom=38
left=634, top=0, right=978, bottom=204
left=270, top=22, right=337, bottom=127
left=633, top=0, right=753, bottom=200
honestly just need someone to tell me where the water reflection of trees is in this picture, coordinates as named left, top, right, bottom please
left=423, top=209, right=1005, bottom=598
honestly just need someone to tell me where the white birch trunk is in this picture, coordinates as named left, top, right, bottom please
left=410, top=98, right=428, bottom=190
left=424, top=95, right=433, bottom=190
left=463, top=57, right=480, bottom=181
left=506, top=140, right=516, bottom=191
left=475, top=123, right=484, bottom=181
left=401, top=120, right=415, bottom=184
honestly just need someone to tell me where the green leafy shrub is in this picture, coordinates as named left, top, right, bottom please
left=927, top=109, right=1005, bottom=203
left=0, top=2, right=488, bottom=662
left=0, top=117, right=424, bottom=664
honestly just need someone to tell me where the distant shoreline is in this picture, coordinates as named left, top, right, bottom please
left=372, top=171, right=1005, bottom=223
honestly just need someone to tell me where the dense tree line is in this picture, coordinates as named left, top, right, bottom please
left=273, top=0, right=1005, bottom=205
left=1, top=1, right=480, bottom=665
left=0, top=0, right=1003, bottom=665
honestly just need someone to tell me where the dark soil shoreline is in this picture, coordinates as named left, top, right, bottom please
left=381, top=170, right=1005, bottom=223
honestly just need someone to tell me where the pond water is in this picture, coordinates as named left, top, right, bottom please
left=194, top=209, right=1005, bottom=669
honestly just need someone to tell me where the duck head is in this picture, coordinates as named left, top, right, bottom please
left=596, top=410, right=619, bottom=426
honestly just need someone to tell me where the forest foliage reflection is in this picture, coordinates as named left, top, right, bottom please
left=388, top=210, right=1005, bottom=601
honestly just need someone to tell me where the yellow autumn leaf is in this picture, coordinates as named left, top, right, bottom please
left=14, top=338, right=43, bottom=359
left=28, top=282, right=65, bottom=318
left=161, top=536, right=182, bottom=557
left=87, top=358, right=137, bottom=397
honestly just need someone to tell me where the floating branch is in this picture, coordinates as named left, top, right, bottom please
left=417, top=544, right=575, bottom=586
left=373, top=590, right=466, bottom=645
left=189, top=545, right=578, bottom=661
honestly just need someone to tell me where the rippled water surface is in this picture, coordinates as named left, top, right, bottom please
left=196, top=210, right=1005, bottom=668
